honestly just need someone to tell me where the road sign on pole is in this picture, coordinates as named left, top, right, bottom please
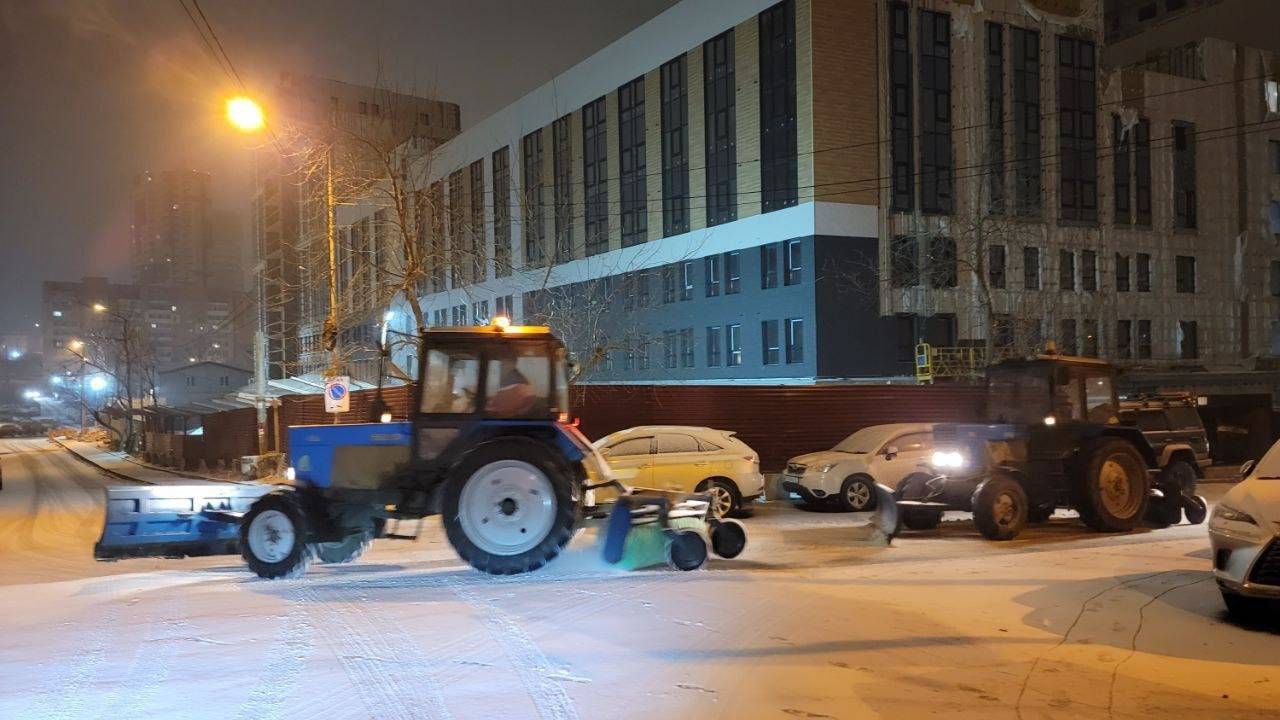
left=324, top=376, right=350, bottom=413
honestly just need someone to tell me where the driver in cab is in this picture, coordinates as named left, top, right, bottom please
left=486, top=359, right=535, bottom=416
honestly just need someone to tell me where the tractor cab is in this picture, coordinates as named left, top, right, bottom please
left=985, top=353, right=1120, bottom=428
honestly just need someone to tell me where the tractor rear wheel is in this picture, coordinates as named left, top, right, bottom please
left=241, top=491, right=313, bottom=579
left=1073, top=438, right=1149, bottom=533
left=972, top=475, right=1028, bottom=541
left=443, top=440, right=579, bottom=575
left=312, top=530, right=373, bottom=564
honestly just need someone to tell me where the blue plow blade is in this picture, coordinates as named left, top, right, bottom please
left=94, top=483, right=274, bottom=560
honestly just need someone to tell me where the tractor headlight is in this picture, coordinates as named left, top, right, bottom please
left=285, top=466, right=297, bottom=482
left=1043, top=415, right=1057, bottom=426
left=930, top=450, right=966, bottom=469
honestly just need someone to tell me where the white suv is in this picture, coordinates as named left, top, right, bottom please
left=593, top=426, right=765, bottom=518
left=783, top=423, right=934, bottom=511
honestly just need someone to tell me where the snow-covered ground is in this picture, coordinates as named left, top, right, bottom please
left=0, top=437, right=1276, bottom=719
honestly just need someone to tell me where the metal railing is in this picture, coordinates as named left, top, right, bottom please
left=916, top=344, right=1021, bottom=383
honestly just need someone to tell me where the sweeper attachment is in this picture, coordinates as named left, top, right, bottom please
left=93, top=320, right=749, bottom=578
left=599, top=489, right=747, bottom=571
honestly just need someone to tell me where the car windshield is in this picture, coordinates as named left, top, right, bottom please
left=833, top=427, right=891, bottom=454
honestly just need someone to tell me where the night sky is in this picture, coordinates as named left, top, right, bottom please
left=0, top=0, right=676, bottom=334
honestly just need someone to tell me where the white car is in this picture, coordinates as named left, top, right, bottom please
left=783, top=423, right=934, bottom=511
left=1209, top=443, right=1280, bottom=620
left=592, top=426, right=765, bottom=518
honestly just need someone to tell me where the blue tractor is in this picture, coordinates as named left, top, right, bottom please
left=95, top=322, right=745, bottom=577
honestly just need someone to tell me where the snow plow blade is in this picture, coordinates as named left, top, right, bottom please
left=94, top=484, right=273, bottom=560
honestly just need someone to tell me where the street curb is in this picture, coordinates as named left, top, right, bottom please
left=50, top=437, right=238, bottom=485
left=50, top=437, right=157, bottom=485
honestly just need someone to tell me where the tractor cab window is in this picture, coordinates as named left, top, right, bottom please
left=1084, top=374, right=1117, bottom=423
left=421, top=349, right=479, bottom=414
left=485, top=345, right=553, bottom=417
left=987, top=369, right=1051, bottom=424
left=1053, top=368, right=1083, bottom=421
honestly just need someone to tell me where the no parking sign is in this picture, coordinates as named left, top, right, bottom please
left=324, top=376, right=350, bottom=413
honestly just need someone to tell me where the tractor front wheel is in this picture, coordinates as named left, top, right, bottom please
left=312, top=530, right=373, bottom=565
left=972, top=475, right=1028, bottom=541
left=443, top=440, right=579, bottom=575
left=241, top=491, right=313, bottom=579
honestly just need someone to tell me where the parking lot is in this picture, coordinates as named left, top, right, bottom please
left=0, top=438, right=1275, bottom=720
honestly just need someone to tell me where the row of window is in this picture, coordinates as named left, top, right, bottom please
left=428, top=294, right=514, bottom=328
left=615, top=318, right=804, bottom=372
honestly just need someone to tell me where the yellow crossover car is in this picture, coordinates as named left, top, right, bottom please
left=591, top=426, right=765, bottom=518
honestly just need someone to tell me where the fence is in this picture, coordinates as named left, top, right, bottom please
left=161, top=382, right=986, bottom=474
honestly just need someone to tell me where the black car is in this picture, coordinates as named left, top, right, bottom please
left=1119, top=394, right=1210, bottom=493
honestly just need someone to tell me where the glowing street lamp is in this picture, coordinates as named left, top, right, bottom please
left=89, top=375, right=109, bottom=393
left=226, top=96, right=265, bottom=133
left=92, top=303, right=108, bottom=313
left=68, top=339, right=84, bottom=352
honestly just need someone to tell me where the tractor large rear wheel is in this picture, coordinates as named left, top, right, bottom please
left=1073, top=438, right=1149, bottom=533
left=443, top=440, right=579, bottom=575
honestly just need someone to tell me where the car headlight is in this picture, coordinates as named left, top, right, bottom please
left=1211, top=503, right=1257, bottom=526
left=816, top=463, right=836, bottom=473
left=930, top=450, right=966, bottom=469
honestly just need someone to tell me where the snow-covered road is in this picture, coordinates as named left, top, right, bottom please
left=0, top=437, right=1275, bottom=719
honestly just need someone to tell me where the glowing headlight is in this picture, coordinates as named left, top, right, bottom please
left=931, top=450, right=966, bottom=469
left=1211, top=504, right=1256, bottom=526
left=816, top=463, right=836, bottom=473
left=285, top=466, right=297, bottom=482
left=1043, top=415, right=1057, bottom=426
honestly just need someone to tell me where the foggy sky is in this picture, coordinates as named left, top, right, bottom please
left=0, top=0, right=676, bottom=334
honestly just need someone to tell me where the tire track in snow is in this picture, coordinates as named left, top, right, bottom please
left=293, top=581, right=453, bottom=720
left=98, top=584, right=193, bottom=717
left=448, top=577, right=580, bottom=720
left=233, top=598, right=317, bottom=720
left=17, top=576, right=127, bottom=720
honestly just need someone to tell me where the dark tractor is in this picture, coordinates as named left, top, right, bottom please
left=898, top=350, right=1188, bottom=540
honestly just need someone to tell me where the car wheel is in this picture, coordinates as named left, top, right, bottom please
left=837, top=475, right=876, bottom=512
left=972, top=475, right=1028, bottom=541
left=697, top=478, right=739, bottom=519
left=1222, top=591, right=1272, bottom=623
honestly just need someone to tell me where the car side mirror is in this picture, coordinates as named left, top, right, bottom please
left=1240, top=460, right=1255, bottom=478
left=884, top=445, right=899, bottom=459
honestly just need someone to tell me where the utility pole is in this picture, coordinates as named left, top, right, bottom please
left=326, top=145, right=341, bottom=377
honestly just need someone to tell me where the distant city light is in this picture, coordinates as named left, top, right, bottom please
left=6, top=349, right=21, bottom=360
left=92, top=303, right=108, bottom=313
left=88, top=376, right=109, bottom=392
left=68, top=339, right=83, bottom=351
left=50, top=375, right=63, bottom=386
left=52, top=310, right=63, bottom=318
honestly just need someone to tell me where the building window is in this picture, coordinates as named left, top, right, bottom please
left=919, top=10, right=953, bottom=214
left=706, top=326, right=722, bottom=366
left=1116, top=319, right=1132, bottom=359
left=1116, top=253, right=1131, bottom=292
left=583, top=96, right=609, bottom=255
left=784, top=239, right=802, bottom=285
left=469, top=159, right=486, bottom=283
left=636, top=270, right=650, bottom=307
left=888, top=2, right=913, bottom=211
left=619, top=77, right=647, bottom=247
left=1136, top=252, right=1151, bottom=292
left=988, top=244, right=1006, bottom=289
left=492, top=147, right=511, bottom=277
left=638, top=335, right=651, bottom=370
left=473, top=300, right=490, bottom=324
left=762, top=320, right=780, bottom=365
left=1023, top=246, right=1041, bottom=289
left=662, top=265, right=676, bottom=303
left=895, top=315, right=917, bottom=362
left=1113, top=116, right=1131, bottom=225
left=759, top=0, right=797, bottom=212
left=785, top=317, right=804, bottom=363
left=1271, top=140, right=1280, bottom=174
left=1178, top=320, right=1198, bottom=359
left=725, top=251, right=741, bottom=294
left=1012, top=27, right=1041, bottom=216
left=1135, top=119, right=1152, bottom=225
left=680, top=328, right=694, bottom=368
left=1271, top=260, right=1280, bottom=297
left=1175, top=255, right=1196, bottom=293
left=704, top=30, right=737, bottom=226
left=1058, top=36, right=1097, bottom=223
left=1137, top=319, right=1152, bottom=359
left=495, top=294, right=515, bottom=319
left=929, top=236, right=957, bottom=288
left=1082, top=318, right=1099, bottom=357
left=428, top=182, right=446, bottom=291
left=761, top=244, right=779, bottom=289
left=679, top=261, right=693, bottom=301
left=986, top=22, right=1005, bottom=215
left=521, top=130, right=546, bottom=267
left=726, top=323, right=742, bottom=366
left=1060, top=318, right=1078, bottom=355
left=1172, top=121, right=1197, bottom=229
left=1082, top=250, right=1097, bottom=292
left=660, top=55, right=690, bottom=236
left=551, top=115, right=574, bottom=263
left=705, top=255, right=721, bottom=297
left=1059, top=249, right=1076, bottom=291
left=663, top=330, right=678, bottom=369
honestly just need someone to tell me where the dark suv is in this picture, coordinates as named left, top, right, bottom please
left=1119, top=395, right=1210, bottom=492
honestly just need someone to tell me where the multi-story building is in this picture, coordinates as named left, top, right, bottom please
left=131, top=169, right=239, bottom=289
left=314, top=0, right=1280, bottom=393
left=40, top=277, right=251, bottom=382
left=255, top=73, right=461, bottom=378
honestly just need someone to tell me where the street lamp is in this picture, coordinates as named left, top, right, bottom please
left=92, top=303, right=108, bottom=313
left=68, top=339, right=83, bottom=352
left=226, top=96, right=265, bottom=133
